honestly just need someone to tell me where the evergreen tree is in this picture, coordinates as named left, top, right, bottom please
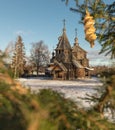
left=11, top=36, right=26, bottom=77
left=62, top=0, right=115, bottom=120
left=62, top=0, right=115, bottom=58
left=98, top=2, right=115, bottom=59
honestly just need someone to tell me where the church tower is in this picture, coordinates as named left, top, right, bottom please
left=55, top=19, right=72, bottom=63
left=46, top=22, right=92, bottom=80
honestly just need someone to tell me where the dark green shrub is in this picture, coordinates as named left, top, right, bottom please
left=0, top=68, right=6, bottom=74
left=0, top=81, right=10, bottom=92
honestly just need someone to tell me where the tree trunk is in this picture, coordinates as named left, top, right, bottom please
left=37, top=65, right=39, bottom=76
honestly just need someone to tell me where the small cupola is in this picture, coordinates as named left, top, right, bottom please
left=74, top=28, right=79, bottom=46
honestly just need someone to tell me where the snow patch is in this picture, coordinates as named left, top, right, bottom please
left=18, top=77, right=102, bottom=109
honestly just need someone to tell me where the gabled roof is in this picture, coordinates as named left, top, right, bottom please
left=85, top=67, right=94, bottom=70
left=72, top=37, right=87, bottom=53
left=46, top=60, right=67, bottom=72
left=72, top=55, right=83, bottom=68
left=56, top=28, right=71, bottom=50
left=72, top=44, right=87, bottom=53
left=72, top=59, right=84, bottom=68
left=54, top=60, right=67, bottom=72
left=46, top=66, right=55, bottom=71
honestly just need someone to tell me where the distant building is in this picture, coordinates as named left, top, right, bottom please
left=46, top=24, right=92, bottom=80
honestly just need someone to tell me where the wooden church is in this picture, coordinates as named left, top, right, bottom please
left=46, top=22, right=92, bottom=80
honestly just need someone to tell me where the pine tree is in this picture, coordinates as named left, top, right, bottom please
left=62, top=0, right=115, bottom=120
left=63, top=0, right=115, bottom=58
left=11, top=36, right=26, bottom=77
left=98, top=2, right=115, bottom=59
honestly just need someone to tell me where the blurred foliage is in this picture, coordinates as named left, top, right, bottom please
left=85, top=66, right=115, bottom=121
left=1, top=85, right=115, bottom=130
left=7, top=68, right=14, bottom=78
left=0, top=68, right=6, bottom=74
left=63, top=0, right=115, bottom=115
left=0, top=57, right=115, bottom=130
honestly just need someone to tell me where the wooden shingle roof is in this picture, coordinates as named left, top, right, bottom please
left=56, top=28, right=71, bottom=50
left=54, top=60, right=67, bottom=72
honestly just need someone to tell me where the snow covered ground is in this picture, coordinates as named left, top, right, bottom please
left=18, top=77, right=115, bottom=122
left=18, top=77, right=102, bottom=109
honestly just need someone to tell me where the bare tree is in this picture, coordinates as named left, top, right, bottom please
left=4, top=41, right=14, bottom=56
left=30, top=41, right=50, bottom=76
left=11, top=36, right=26, bottom=77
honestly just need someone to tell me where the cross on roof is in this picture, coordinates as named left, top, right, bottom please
left=75, top=28, right=77, bottom=37
left=63, top=19, right=66, bottom=28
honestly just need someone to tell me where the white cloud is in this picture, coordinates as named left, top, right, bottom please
left=15, top=30, right=33, bottom=36
left=87, top=50, right=112, bottom=66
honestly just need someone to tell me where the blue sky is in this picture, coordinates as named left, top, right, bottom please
left=0, top=0, right=114, bottom=66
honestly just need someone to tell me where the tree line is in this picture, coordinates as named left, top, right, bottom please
left=11, top=35, right=50, bottom=78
